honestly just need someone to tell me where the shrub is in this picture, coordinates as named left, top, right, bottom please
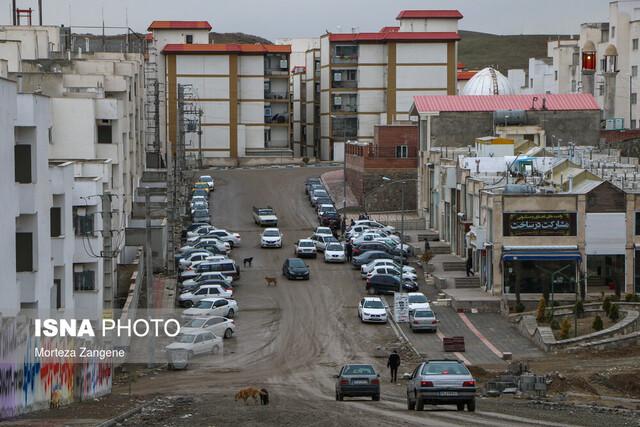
left=625, top=293, right=634, bottom=302
left=302, top=156, right=310, bottom=164
left=536, top=297, right=547, bottom=323
left=574, top=301, right=585, bottom=318
left=592, top=315, right=604, bottom=331
left=550, top=319, right=560, bottom=330
left=602, top=297, right=613, bottom=316
left=559, top=318, right=572, bottom=339
left=515, top=302, right=526, bottom=313
left=608, top=304, right=620, bottom=322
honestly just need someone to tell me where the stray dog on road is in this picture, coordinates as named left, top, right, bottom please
left=243, top=257, right=253, bottom=267
left=264, top=276, right=277, bottom=287
left=260, top=388, right=269, bottom=405
left=235, top=387, right=265, bottom=405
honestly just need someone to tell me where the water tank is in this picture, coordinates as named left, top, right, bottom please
left=494, top=110, right=526, bottom=126
left=503, top=184, right=536, bottom=194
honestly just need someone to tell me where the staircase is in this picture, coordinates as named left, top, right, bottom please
left=443, top=261, right=467, bottom=271
left=245, top=148, right=294, bottom=157
left=430, top=244, right=451, bottom=255
left=454, top=276, right=481, bottom=289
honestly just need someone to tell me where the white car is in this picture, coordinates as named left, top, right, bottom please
left=182, top=297, right=238, bottom=319
left=314, top=226, right=334, bottom=238
left=206, top=229, right=241, bottom=247
left=346, top=224, right=371, bottom=240
left=188, top=255, right=228, bottom=271
left=358, top=297, right=388, bottom=323
left=361, top=259, right=415, bottom=278
left=178, top=251, right=214, bottom=270
left=191, top=195, right=208, bottom=206
left=178, top=284, right=233, bottom=308
left=366, top=266, right=418, bottom=282
left=261, top=228, right=283, bottom=248
left=295, top=239, right=317, bottom=258
left=309, top=234, right=339, bottom=252
left=166, top=330, right=222, bottom=368
left=181, top=316, right=235, bottom=339
left=353, top=219, right=395, bottom=234
left=186, top=225, right=216, bottom=239
left=352, top=231, right=400, bottom=245
left=181, top=272, right=234, bottom=288
left=180, top=238, right=229, bottom=254
left=324, top=242, right=345, bottom=263
left=199, top=175, right=215, bottom=190
left=407, top=292, right=431, bottom=312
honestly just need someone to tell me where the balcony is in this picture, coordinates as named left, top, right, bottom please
left=332, top=94, right=358, bottom=113
left=332, top=45, right=359, bottom=64
left=265, top=55, right=289, bottom=76
left=332, top=80, right=357, bottom=89
left=265, top=114, right=289, bottom=125
left=265, top=91, right=289, bottom=101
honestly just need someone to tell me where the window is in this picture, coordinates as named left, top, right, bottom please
left=396, top=145, right=408, bottom=158
left=48, top=127, right=53, bottom=144
left=633, top=120, right=638, bottom=129
left=14, top=145, right=32, bottom=183
left=73, top=268, right=95, bottom=291
left=97, top=125, right=112, bottom=144
left=264, top=129, right=271, bottom=142
left=600, top=58, right=607, bottom=71
left=634, top=66, right=639, bottom=77
left=53, top=279, right=62, bottom=309
left=16, top=232, right=33, bottom=272
left=185, top=34, right=193, bottom=44
left=598, top=84, right=605, bottom=96
left=73, top=207, right=94, bottom=236
left=50, top=207, right=62, bottom=237
left=611, top=26, right=616, bottom=39
left=601, top=29, right=609, bottom=43
left=632, top=93, right=638, bottom=105
left=554, top=70, right=558, bottom=81
left=634, top=39, right=639, bottom=50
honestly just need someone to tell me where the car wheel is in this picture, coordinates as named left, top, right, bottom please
left=212, top=345, right=220, bottom=355
left=227, top=308, right=235, bottom=318
left=224, top=328, right=233, bottom=339
left=407, top=396, right=415, bottom=410
left=415, top=397, right=424, bottom=411
left=467, top=400, right=476, bottom=412
left=167, top=363, right=174, bottom=371
left=372, top=394, right=380, bottom=401
left=457, top=403, right=465, bottom=411
left=183, top=300, right=193, bottom=308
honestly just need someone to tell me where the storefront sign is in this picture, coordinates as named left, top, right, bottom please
left=503, top=212, right=576, bottom=237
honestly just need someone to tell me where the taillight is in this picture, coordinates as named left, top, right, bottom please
left=420, top=381, right=433, bottom=387
left=432, top=320, right=438, bottom=324
left=413, top=320, right=420, bottom=324
left=340, top=379, right=348, bottom=385
left=371, top=379, right=380, bottom=385
left=463, top=380, right=476, bottom=387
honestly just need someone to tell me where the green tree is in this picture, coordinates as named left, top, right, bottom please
left=592, top=315, right=604, bottom=331
left=536, top=297, right=547, bottom=323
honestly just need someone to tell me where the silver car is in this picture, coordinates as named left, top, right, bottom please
left=409, top=309, right=438, bottom=332
left=405, top=360, right=477, bottom=412
left=335, top=364, right=380, bottom=401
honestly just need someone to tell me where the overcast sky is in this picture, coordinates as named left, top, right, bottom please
left=3, top=0, right=610, bottom=39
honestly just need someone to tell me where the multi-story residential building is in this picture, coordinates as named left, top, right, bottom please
left=304, top=48, right=321, bottom=157
left=291, top=65, right=306, bottom=156
left=148, top=21, right=292, bottom=161
left=319, top=10, right=462, bottom=160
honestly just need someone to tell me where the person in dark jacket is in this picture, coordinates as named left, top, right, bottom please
left=466, top=254, right=473, bottom=277
left=424, top=239, right=430, bottom=253
left=387, top=350, right=401, bottom=383
left=345, top=241, right=353, bottom=262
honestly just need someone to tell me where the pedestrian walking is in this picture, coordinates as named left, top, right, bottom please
left=466, top=254, right=473, bottom=277
left=345, top=241, right=353, bottom=262
left=387, top=350, right=401, bottom=383
left=350, top=218, right=355, bottom=226
left=424, top=239, right=430, bottom=253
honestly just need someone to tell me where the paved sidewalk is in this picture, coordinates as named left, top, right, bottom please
left=320, top=169, right=358, bottom=211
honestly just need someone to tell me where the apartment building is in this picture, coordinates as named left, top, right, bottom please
left=318, top=10, right=461, bottom=160
left=292, top=66, right=306, bottom=156
left=304, top=48, right=321, bottom=157
left=148, top=21, right=292, bottom=160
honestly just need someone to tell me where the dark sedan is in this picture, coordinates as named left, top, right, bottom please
left=352, top=241, right=402, bottom=258
left=282, top=258, right=310, bottom=280
left=366, top=274, right=418, bottom=295
left=335, top=364, right=380, bottom=401
left=351, top=251, right=401, bottom=268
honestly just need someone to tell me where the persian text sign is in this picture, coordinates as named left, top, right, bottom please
left=503, top=212, right=577, bottom=237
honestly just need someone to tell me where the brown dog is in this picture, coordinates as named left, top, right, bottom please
left=265, top=276, right=277, bottom=287
left=235, top=387, right=265, bottom=405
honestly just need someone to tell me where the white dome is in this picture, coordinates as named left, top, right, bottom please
left=461, top=67, right=515, bottom=96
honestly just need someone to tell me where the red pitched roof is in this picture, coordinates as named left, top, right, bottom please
left=397, top=10, right=463, bottom=20
left=145, top=33, right=153, bottom=41
left=148, top=21, right=212, bottom=31
left=162, top=43, right=291, bottom=54
left=379, top=26, right=400, bottom=33
left=457, top=71, right=477, bottom=81
left=329, top=32, right=460, bottom=43
left=413, top=94, right=601, bottom=113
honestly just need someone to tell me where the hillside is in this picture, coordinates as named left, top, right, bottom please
left=209, top=32, right=272, bottom=44
left=458, top=30, right=576, bottom=72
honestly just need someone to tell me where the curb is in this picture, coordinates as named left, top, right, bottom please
left=95, top=404, right=143, bottom=427
left=383, top=296, right=422, bottom=358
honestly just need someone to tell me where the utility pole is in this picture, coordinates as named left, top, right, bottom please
left=400, top=181, right=405, bottom=286
left=145, top=188, right=155, bottom=367
left=198, top=108, right=203, bottom=170
left=102, top=192, right=114, bottom=315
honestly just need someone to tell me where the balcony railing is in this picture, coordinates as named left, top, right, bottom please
left=332, top=80, right=357, bottom=89
left=265, top=91, right=289, bottom=100
left=332, top=55, right=358, bottom=64
left=265, top=114, right=289, bottom=124
left=332, top=104, right=358, bottom=113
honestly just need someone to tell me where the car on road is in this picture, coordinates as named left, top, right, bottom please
left=261, top=228, right=283, bottom=248
left=310, top=189, right=329, bottom=206
left=335, top=364, right=381, bottom=401
left=253, top=206, right=278, bottom=227
left=180, top=271, right=234, bottom=288
left=199, top=175, right=215, bottom=190
left=192, top=210, right=210, bottom=224
left=294, top=239, right=317, bottom=258
left=405, top=360, right=476, bottom=412
left=166, top=330, right=222, bottom=369
left=357, top=297, right=388, bottom=323
left=324, top=242, right=345, bottom=263
left=206, top=229, right=241, bottom=247
left=353, top=219, right=395, bottom=234
left=351, top=251, right=401, bottom=268
left=366, top=265, right=418, bottom=282
left=282, top=258, right=310, bottom=280
left=178, top=284, right=233, bottom=308
left=182, top=297, right=238, bottom=319
left=408, top=292, right=430, bottom=312
left=409, top=309, right=438, bottom=332
left=309, top=234, right=338, bottom=252
left=360, top=259, right=416, bottom=278
left=181, top=316, right=235, bottom=339
left=365, top=274, right=417, bottom=295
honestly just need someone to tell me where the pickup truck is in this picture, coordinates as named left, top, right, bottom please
left=253, top=206, right=278, bottom=227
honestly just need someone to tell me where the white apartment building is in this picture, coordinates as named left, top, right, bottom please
left=319, top=10, right=461, bottom=160
left=149, top=21, right=292, bottom=160
left=304, top=48, right=321, bottom=157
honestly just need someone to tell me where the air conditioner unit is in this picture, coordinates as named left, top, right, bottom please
left=334, top=96, right=342, bottom=106
left=264, top=107, right=272, bottom=117
left=334, top=72, right=342, bottom=82
left=280, top=59, right=288, bottom=69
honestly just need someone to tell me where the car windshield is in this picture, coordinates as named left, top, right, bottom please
left=326, top=243, right=343, bottom=251
left=175, top=334, right=196, bottom=344
left=183, top=319, right=206, bottom=328
left=314, top=191, right=328, bottom=197
left=421, top=362, right=470, bottom=376
left=409, top=294, right=428, bottom=304
left=317, top=228, right=331, bottom=234
left=195, top=301, right=214, bottom=309
left=342, top=365, right=375, bottom=375
left=363, top=300, right=384, bottom=309
left=200, top=176, right=212, bottom=182
left=325, top=236, right=338, bottom=243
left=414, top=310, right=434, bottom=318
left=299, top=241, right=315, bottom=247
left=264, top=230, right=280, bottom=237
left=289, top=259, right=306, bottom=268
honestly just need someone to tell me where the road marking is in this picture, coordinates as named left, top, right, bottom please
left=457, top=312, right=504, bottom=359
left=435, top=331, right=471, bottom=366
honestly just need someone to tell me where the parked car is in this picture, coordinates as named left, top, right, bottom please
left=319, top=211, right=341, bottom=229
left=305, top=177, right=321, bottom=194
left=405, top=360, right=476, bottom=412
left=187, top=255, right=228, bottom=271
left=409, top=309, right=438, bottom=332
left=180, top=271, right=233, bottom=287
left=335, top=364, right=380, bottom=401
left=189, top=241, right=227, bottom=256
left=192, top=182, right=210, bottom=193
left=183, top=237, right=229, bottom=253
left=253, top=206, right=278, bottom=227
left=206, top=229, right=241, bottom=247
left=360, top=259, right=416, bottom=278
left=198, top=259, right=240, bottom=280
left=182, top=297, right=238, bottom=319
left=309, top=234, right=339, bottom=252
left=366, top=266, right=417, bottom=282
left=351, top=251, right=401, bottom=268
left=199, top=175, right=215, bottom=190
left=191, top=195, right=208, bottom=206
left=294, top=239, right=317, bottom=258
left=178, top=251, right=214, bottom=270
left=310, top=189, right=329, bottom=206
left=282, top=258, right=310, bottom=280
left=181, top=316, right=235, bottom=339
left=178, top=284, right=233, bottom=308
left=353, top=219, right=395, bottom=233
left=192, top=210, right=210, bottom=224
left=352, top=231, right=400, bottom=245
left=307, top=183, right=325, bottom=197
left=166, top=330, right=222, bottom=369
left=346, top=224, right=371, bottom=240
left=352, top=241, right=402, bottom=258
left=190, top=201, right=208, bottom=214
left=324, top=242, right=345, bottom=263
left=314, top=197, right=334, bottom=211
left=357, top=297, right=387, bottom=323
left=314, top=226, right=334, bottom=237
left=317, top=204, right=336, bottom=217
left=175, top=247, right=212, bottom=267
left=179, top=279, right=231, bottom=295
left=365, top=274, right=417, bottom=294
left=408, top=292, right=430, bottom=312
left=261, top=228, right=283, bottom=248
left=186, top=225, right=216, bottom=239
left=192, top=188, right=208, bottom=198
